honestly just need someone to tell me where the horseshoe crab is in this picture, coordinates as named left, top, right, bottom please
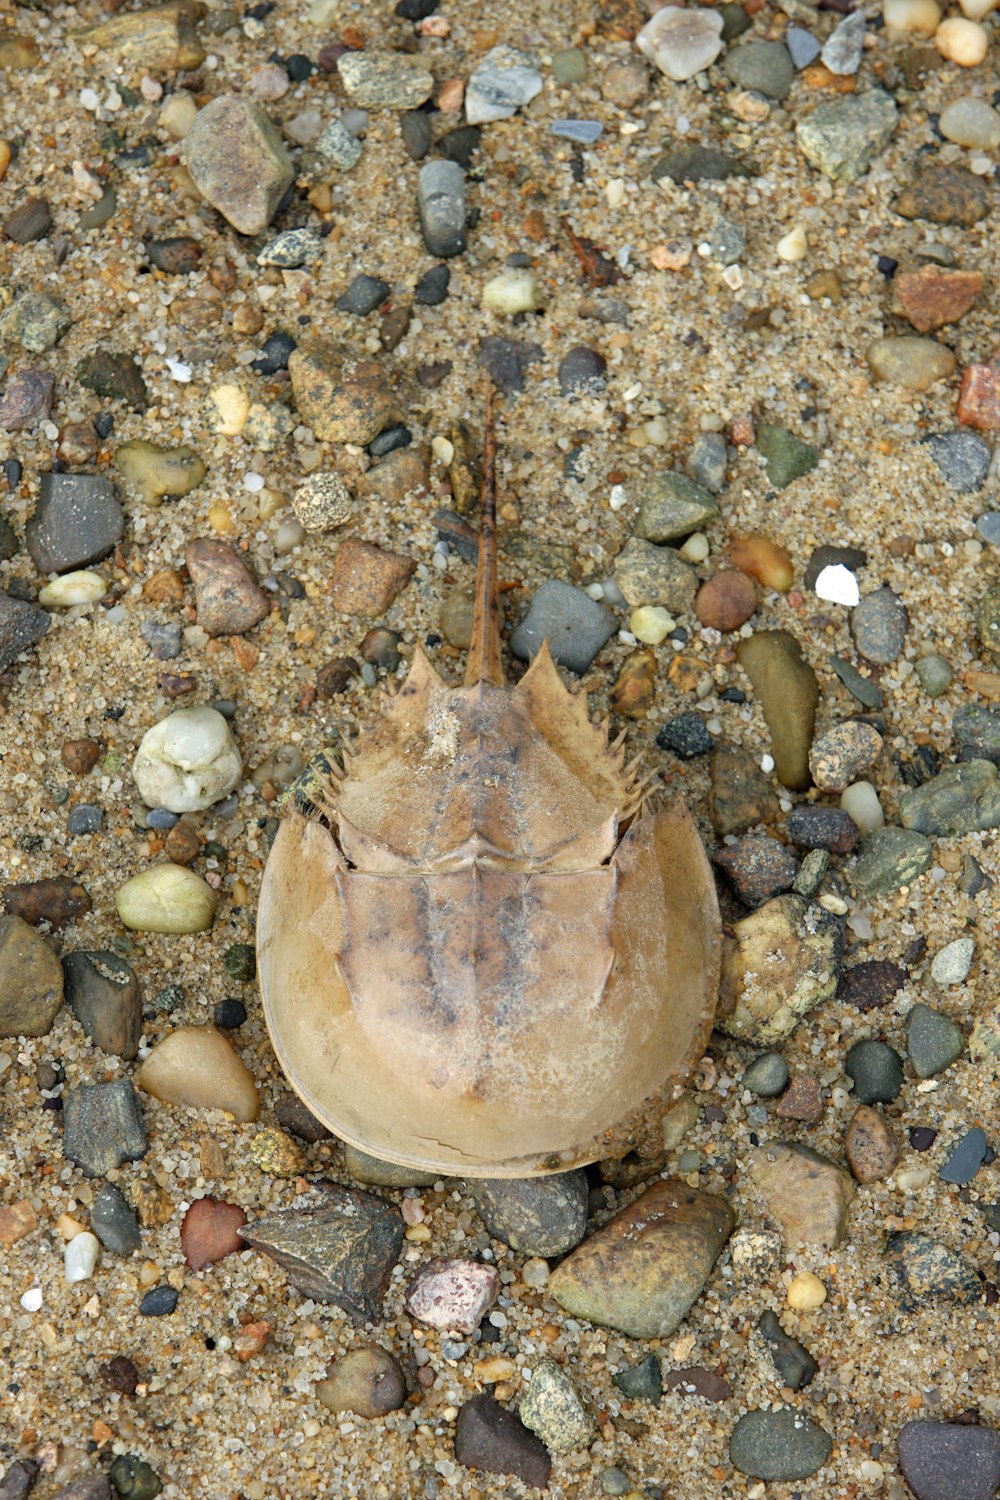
left=257, top=387, right=721, bottom=1177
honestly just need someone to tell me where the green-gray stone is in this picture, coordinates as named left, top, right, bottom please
left=755, top=423, right=819, bottom=489
left=793, top=847, right=829, bottom=896
left=519, top=1359, right=592, bottom=1454
left=915, top=654, right=952, bottom=697
left=79, top=184, right=118, bottom=230
left=850, top=826, right=932, bottom=896
left=650, top=145, right=751, bottom=184
left=724, top=40, right=794, bottom=100
left=342, top=1143, right=437, bottom=1188
left=885, top=1231, right=981, bottom=1307
left=978, top=582, right=1000, bottom=661
left=796, top=89, right=898, bottom=183
left=730, top=1407, right=833, bottom=1481
left=552, top=46, right=587, bottom=84
left=471, top=1171, right=588, bottom=1257
left=0, top=291, right=72, bottom=353
left=741, top=1053, right=789, bottom=1098
left=635, top=471, right=719, bottom=543
left=109, top=1453, right=163, bottom=1500
left=613, top=1353, right=662, bottom=1403
left=612, top=537, right=697, bottom=612
left=953, top=705, right=1000, bottom=765
left=845, top=1039, right=903, bottom=1104
left=222, top=942, right=256, bottom=982
left=905, top=1003, right=964, bottom=1079
left=829, top=653, right=883, bottom=709
left=899, top=759, right=1000, bottom=835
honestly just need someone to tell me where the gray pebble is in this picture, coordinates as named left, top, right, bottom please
left=851, top=586, right=907, bottom=665
left=953, top=705, right=1000, bottom=765
left=821, top=10, right=866, bottom=75
left=67, top=803, right=103, bottom=835
left=850, top=825, right=932, bottom=895
left=785, top=26, right=821, bottom=69
left=313, top=116, right=363, bottom=170
left=930, top=935, right=974, bottom=985
left=977, top=512, right=1000, bottom=545
left=0, top=590, right=50, bottom=673
left=551, top=119, right=604, bottom=145
left=146, top=807, right=179, bottom=830
left=906, top=1002, right=964, bottom=1079
left=477, top=336, right=543, bottom=395
left=336, top=273, right=391, bottom=316
left=724, top=41, right=794, bottom=101
left=915, top=654, right=952, bottom=697
left=414, top=263, right=450, bottom=306
left=742, top=1053, right=789, bottom=1098
left=939, top=1127, right=988, bottom=1186
left=140, top=620, right=182, bottom=660
left=26, top=472, right=124, bottom=575
left=63, top=949, right=142, bottom=1059
left=63, top=1079, right=147, bottom=1176
left=925, top=430, right=992, bottom=492
left=757, top=1308, right=817, bottom=1389
left=91, top=1180, right=142, bottom=1255
left=400, top=110, right=432, bottom=161
left=470, top=1170, right=589, bottom=1257
left=845, top=1038, right=903, bottom=1105
left=558, top=345, right=606, bottom=394
left=417, top=160, right=467, bottom=259
left=899, top=760, right=1000, bottom=836
left=687, top=432, right=727, bottom=493
left=729, top=1407, right=832, bottom=1481
left=511, top=580, right=616, bottom=674
left=707, top=216, right=745, bottom=265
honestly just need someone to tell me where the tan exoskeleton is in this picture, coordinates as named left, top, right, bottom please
left=257, top=385, right=721, bottom=1177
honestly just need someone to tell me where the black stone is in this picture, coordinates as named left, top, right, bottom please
left=395, top=0, right=438, bottom=16
left=76, top=350, right=148, bottom=409
left=414, top=263, right=451, bottom=306
left=275, top=1091, right=332, bottom=1142
left=146, top=236, right=202, bottom=274
left=657, top=712, right=714, bottom=759
left=651, top=146, right=751, bottom=184
left=368, top=424, right=411, bottom=458
left=757, top=1309, right=817, bottom=1389
left=139, top=1285, right=178, bottom=1317
left=470, top=1171, right=589, bottom=1257
left=477, top=336, right=543, bottom=396
left=336, top=273, right=391, bottom=316
left=836, top=960, right=906, bottom=1012
left=222, top=943, right=256, bottom=982
left=898, top=1421, right=1000, bottom=1500
left=91, top=1181, right=142, bottom=1255
left=400, top=110, right=433, bottom=162
left=558, top=345, right=607, bottom=394
left=26, top=472, right=124, bottom=575
left=63, top=1079, right=147, bottom=1177
left=62, top=949, right=142, bottom=1059
left=960, top=854, right=993, bottom=897
left=939, top=1127, right=988, bottom=1186
left=0, top=590, right=50, bottom=673
left=94, top=412, right=115, bottom=439
left=613, top=1352, right=663, bottom=1403
left=910, top=1126, right=938, bottom=1152
left=804, top=544, right=867, bottom=592
left=213, top=996, right=247, bottom=1029
left=251, top=330, right=296, bottom=375
left=438, top=125, right=482, bottom=169
left=786, top=805, right=859, bottom=853
left=454, top=1393, right=552, bottom=1488
left=286, top=53, right=313, bottom=81
left=845, top=1039, right=904, bottom=1104
left=67, top=803, right=103, bottom=835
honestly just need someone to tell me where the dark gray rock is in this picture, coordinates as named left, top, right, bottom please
left=0, top=589, right=50, bottom=671
left=714, top=833, right=798, bottom=907
left=651, top=146, right=751, bottom=184
left=657, top=712, right=714, bottom=760
left=687, top=432, right=727, bottom=493
left=139, top=1285, right=178, bottom=1317
left=558, top=345, right=607, bottom=395
left=845, top=1038, right=903, bottom=1104
left=953, top=706, right=1000, bottom=766
left=886, top=1231, right=981, bottom=1306
left=729, top=1407, right=832, bottom=1480
left=470, top=1170, right=588, bottom=1257
left=804, top=544, right=867, bottom=592
left=939, top=1127, right=988, bottom=1186
left=66, top=803, right=103, bottom=835
left=91, top=1181, right=142, bottom=1255
left=510, top=580, right=617, bottom=674
left=400, top=109, right=432, bottom=161
left=477, top=335, right=543, bottom=395
left=786, top=805, right=859, bottom=853
left=0, top=367, right=56, bottom=432
left=757, top=1309, right=817, bottom=1389
left=417, top=159, right=466, bottom=258
left=898, top=1421, right=1000, bottom=1500
left=62, top=1079, right=147, bottom=1177
left=830, top=653, right=883, bottom=709
left=140, top=620, right=182, bottom=660
left=62, top=949, right=142, bottom=1059
left=725, top=41, right=794, bottom=99
left=850, top=826, right=932, bottom=896
left=925, top=430, right=992, bottom=491
left=26, top=472, right=124, bottom=575
left=851, top=586, right=907, bottom=664
left=335, top=273, right=391, bottom=316
left=612, top=1352, right=662, bottom=1403
left=414, top=263, right=450, bottom=305
left=455, top=1393, right=551, bottom=1488
left=906, top=1002, right=964, bottom=1079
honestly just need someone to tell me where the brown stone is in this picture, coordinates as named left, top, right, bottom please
left=958, top=350, right=1000, bottom=432
left=837, top=959, right=906, bottom=1012
left=597, top=0, right=644, bottom=38
left=894, top=162, right=990, bottom=228
left=695, top=570, right=757, bottom=632
left=891, top=265, right=984, bottom=333
left=728, top=534, right=794, bottom=592
left=3, top=195, right=52, bottom=244
left=736, top=630, right=819, bottom=792
left=132, top=1180, right=175, bottom=1229
left=610, top=648, right=657, bottom=719
left=845, top=1104, right=901, bottom=1183
left=775, top=1073, right=824, bottom=1123
left=356, top=446, right=430, bottom=507
left=806, top=268, right=843, bottom=302
left=143, top=568, right=186, bottom=603
left=61, top=737, right=100, bottom=775
left=0, top=368, right=55, bottom=431
left=233, top=1319, right=272, bottom=1361
left=709, top=742, right=780, bottom=836
left=185, top=538, right=269, bottom=636
left=329, top=537, right=416, bottom=616
left=2, top=878, right=91, bottom=927
left=547, top=1179, right=735, bottom=1339
left=77, top=2, right=205, bottom=71
left=288, top=340, right=402, bottom=444
left=0, top=1198, right=38, bottom=1245
left=164, top=820, right=201, bottom=866
left=662, top=1366, right=733, bottom=1402
left=180, top=1196, right=248, bottom=1270
left=751, top=1141, right=855, bottom=1249
left=57, top=421, right=99, bottom=465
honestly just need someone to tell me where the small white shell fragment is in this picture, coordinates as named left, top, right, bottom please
left=815, top=563, right=860, bottom=606
left=841, top=780, right=884, bottom=833
left=777, top=225, right=808, bottom=262
left=20, top=1287, right=43, bottom=1312
left=38, top=571, right=108, bottom=607
left=680, top=532, right=710, bottom=564
left=165, top=358, right=192, bottom=382
left=133, top=706, right=242, bottom=812
left=481, top=268, right=545, bottom=315
left=65, top=1230, right=100, bottom=1284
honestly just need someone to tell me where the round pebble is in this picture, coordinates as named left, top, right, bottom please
left=845, top=1038, right=904, bottom=1104
left=116, top=863, right=218, bottom=933
left=930, top=935, right=974, bottom=984
left=786, top=1270, right=827, bottom=1310
left=133, top=706, right=242, bottom=813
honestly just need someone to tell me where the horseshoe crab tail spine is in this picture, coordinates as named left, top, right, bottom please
left=464, top=379, right=504, bottom=688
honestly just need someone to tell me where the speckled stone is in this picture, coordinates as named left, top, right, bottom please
left=730, top=1407, right=832, bottom=1481
left=613, top=537, right=697, bottom=613
left=751, top=1141, right=854, bottom=1249
left=954, top=706, right=1000, bottom=766
left=26, top=472, right=123, bottom=575
left=796, top=90, right=898, bottom=183
left=0, top=591, right=50, bottom=673
left=470, top=1172, right=588, bottom=1257
left=886, top=1231, right=981, bottom=1306
left=717, top=894, right=843, bottom=1045
left=185, top=95, right=293, bottom=235
left=91, top=1181, right=142, bottom=1255
left=405, top=1258, right=500, bottom=1334
left=519, top=1359, right=592, bottom=1454
left=906, top=1003, right=964, bottom=1079
left=851, top=587, right=908, bottom=664
left=850, top=826, right=932, bottom=896
left=315, top=1347, right=407, bottom=1418
left=900, top=760, right=1000, bottom=836
left=809, top=721, right=883, bottom=793
left=898, top=1421, right=1000, bottom=1500
left=635, top=471, right=719, bottom=542
left=845, top=1104, right=901, bottom=1184
left=511, top=579, right=617, bottom=674
left=713, top=833, right=798, bottom=907
left=338, top=51, right=433, bottom=109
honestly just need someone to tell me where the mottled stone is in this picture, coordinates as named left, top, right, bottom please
left=809, top=721, right=883, bottom=793
left=455, top=1394, right=551, bottom=1488
left=329, top=537, right=415, bottom=616
left=709, top=742, right=780, bottom=835
left=899, top=760, right=1000, bottom=836
left=519, top=1359, right=592, bottom=1453
left=0, top=367, right=55, bottom=431
left=717, top=894, right=843, bottom=1044
left=796, top=90, right=897, bottom=182
left=185, top=95, right=293, bottom=235
left=714, top=834, right=797, bottom=907
left=751, top=1141, right=854, bottom=1248
left=613, top=537, right=697, bottom=613
left=895, top=162, right=990, bottom=227
left=337, top=51, right=433, bottom=109
left=471, top=1172, right=588, bottom=1257
left=892, top=265, right=983, bottom=332
left=886, top=1231, right=981, bottom=1306
left=845, top=1104, right=901, bottom=1183
left=730, top=1407, right=832, bottom=1481
left=0, top=914, right=64, bottom=1038
left=62, top=949, right=142, bottom=1059
left=185, top=539, right=269, bottom=636
left=288, top=341, right=402, bottom=443
left=851, top=825, right=932, bottom=895
left=77, top=3, right=205, bottom=71
left=316, top=1347, right=407, bottom=1418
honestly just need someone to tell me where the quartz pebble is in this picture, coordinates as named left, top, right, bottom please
left=116, top=863, right=218, bottom=933
left=465, top=45, right=543, bottom=123
left=636, top=5, right=724, bottom=81
left=751, top=1141, right=854, bottom=1248
left=405, top=1258, right=500, bottom=1334
left=482, top=268, right=545, bottom=316
left=65, top=1230, right=100, bottom=1284
left=939, top=96, right=1000, bottom=148
left=138, top=1026, right=259, bottom=1121
left=840, top=781, right=884, bottom=834
left=133, top=706, right=241, bottom=813
left=38, top=571, right=108, bottom=608
left=935, top=16, right=989, bottom=65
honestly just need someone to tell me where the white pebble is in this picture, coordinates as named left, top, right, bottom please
left=79, top=87, right=101, bottom=112
left=244, top=471, right=265, bottom=493
left=776, top=225, right=808, bottom=262
left=840, top=780, right=884, bottom=833
left=210, top=382, right=250, bottom=436
left=165, top=358, right=192, bottom=382
left=930, top=935, right=974, bottom=985
left=679, top=532, right=709, bottom=563
left=938, top=95, right=1000, bottom=148
left=815, top=563, right=860, bottom=606
left=481, top=268, right=544, bottom=315
left=133, top=706, right=242, bottom=812
left=883, top=0, right=941, bottom=33
left=630, top=606, right=676, bottom=645
left=20, top=1287, right=43, bottom=1312
left=935, top=15, right=989, bottom=65
left=38, top=570, right=108, bottom=607
left=959, top=0, right=997, bottom=18
left=431, top=435, right=455, bottom=465
left=896, top=1166, right=931, bottom=1192
left=760, top=753, right=775, bottom=773
left=606, top=177, right=626, bottom=208
left=65, top=1231, right=100, bottom=1284
left=274, top=518, right=305, bottom=554
left=636, top=4, right=724, bottom=81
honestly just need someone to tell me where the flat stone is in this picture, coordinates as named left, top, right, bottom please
left=714, top=833, right=798, bottom=907
left=185, top=95, right=293, bottom=235
left=405, top=1258, right=500, bottom=1333
left=613, top=537, right=697, bottom=613
left=730, top=1407, right=832, bottom=1481
left=822, top=9, right=866, bottom=73
left=336, top=273, right=391, bottom=316
left=892, top=266, right=983, bottom=333
left=519, top=1359, right=592, bottom=1453
left=708, top=742, right=780, bottom=835
left=613, top=1353, right=663, bottom=1403
left=845, top=1104, right=901, bottom=1183
left=465, top=45, right=543, bottom=123
left=852, top=587, right=909, bottom=665
left=3, top=195, right=52, bottom=243
left=2, top=877, right=91, bottom=927
left=725, top=40, right=794, bottom=99
left=180, top=1196, right=248, bottom=1270
left=755, top=423, right=819, bottom=489
left=940, top=1127, right=988, bottom=1187
left=25, top=473, right=123, bottom=576
left=240, top=1187, right=404, bottom=1322
left=898, top=1421, right=1000, bottom=1500
left=954, top=706, right=1000, bottom=765
left=635, top=470, right=719, bottom=542
left=886, top=1231, right=981, bottom=1306
left=845, top=1038, right=903, bottom=1104
left=76, top=350, right=148, bottom=409
left=751, top=1141, right=854, bottom=1248
left=900, top=759, right=1000, bottom=835
left=338, top=51, right=433, bottom=109
left=895, top=161, right=990, bottom=227
left=63, top=1079, right=147, bottom=1177
left=775, top=1072, right=823, bottom=1122
left=662, top=1366, right=733, bottom=1402
left=77, top=3, right=205, bottom=70
left=341, top=1143, right=435, bottom=1187
left=185, top=538, right=269, bottom=636
left=931, top=935, right=974, bottom=985
left=850, top=825, right=932, bottom=895
left=91, top=1181, right=142, bottom=1255
left=477, top=335, right=543, bottom=395
left=471, top=1171, right=589, bottom=1257
left=742, top=1053, right=789, bottom=1098
left=511, top=579, right=617, bottom=674
left=455, top=1393, right=551, bottom=1488
left=737, top=631, right=818, bottom=791
left=867, top=336, right=956, bottom=392
left=547, top=1179, right=735, bottom=1339
left=651, top=145, right=751, bottom=184
left=0, top=367, right=55, bottom=431
left=0, top=913, right=64, bottom=1037
left=329, top=536, right=415, bottom=616
left=289, top=340, right=402, bottom=442
left=62, top=949, right=142, bottom=1059
left=718, top=894, right=842, bottom=1044
left=837, top=959, right=905, bottom=1012
left=796, top=90, right=898, bottom=183
left=757, top=1308, right=817, bottom=1389
left=830, top=653, right=884, bottom=709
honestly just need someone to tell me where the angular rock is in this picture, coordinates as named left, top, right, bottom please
left=91, top=1181, right=142, bottom=1255
left=0, top=368, right=55, bottom=431
left=892, top=265, right=983, bottom=333
left=755, top=424, right=819, bottom=490
left=185, top=538, right=269, bottom=636
left=886, top=1231, right=981, bottom=1306
left=717, top=894, right=843, bottom=1045
left=713, top=834, right=797, bottom=907
left=470, top=1171, right=588, bottom=1257
left=851, top=825, right=932, bottom=895
left=547, top=1179, right=734, bottom=1339
left=635, top=471, right=720, bottom=544
left=465, top=45, right=543, bottom=124
left=709, top=742, right=780, bottom=835
left=613, top=1352, right=663, bottom=1402
left=26, top=473, right=123, bottom=575
left=751, top=1141, right=854, bottom=1249
left=725, top=40, right=793, bottom=99
left=455, top=1393, right=551, bottom=1488
left=730, top=1407, right=832, bottom=1481
left=940, top=1127, right=988, bottom=1186
left=757, top=1308, right=817, bottom=1389
left=925, top=430, right=992, bottom=492
left=0, top=291, right=71, bottom=353
left=0, top=913, right=64, bottom=1037
left=329, top=537, right=415, bottom=616
left=786, top=805, right=859, bottom=854
left=239, top=1186, right=405, bottom=1322
left=338, top=51, right=433, bottom=109
left=77, top=2, right=205, bottom=71
left=954, top=706, right=1000, bottom=766
left=62, top=950, right=142, bottom=1059
left=736, top=631, right=818, bottom=791
left=613, top=537, right=697, bottom=612
left=519, top=1359, right=592, bottom=1454
left=477, top=335, right=543, bottom=395
left=185, top=96, right=293, bottom=235
left=899, top=760, right=1000, bottom=836
left=895, top=162, right=990, bottom=227
left=0, top=591, right=50, bottom=672
left=63, top=1080, right=147, bottom=1177
left=898, top=1421, right=1000, bottom=1500
left=796, top=90, right=897, bottom=182
left=76, top=350, right=148, bottom=409
left=845, top=1038, right=903, bottom=1104
left=288, top=341, right=402, bottom=443
left=510, top=579, right=616, bottom=674
left=405, top=1258, right=500, bottom=1333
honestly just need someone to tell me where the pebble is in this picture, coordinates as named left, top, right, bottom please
left=613, top=538, right=697, bottom=613
left=718, top=892, right=842, bottom=1044
left=736, top=631, right=818, bottom=791
left=454, top=1393, right=551, bottom=1488
left=0, top=914, right=64, bottom=1038
left=185, top=538, right=270, bottom=636
left=725, top=41, right=794, bottom=100
left=339, top=1146, right=434, bottom=1189
left=78, top=2, right=204, bottom=69
left=695, top=570, right=757, bottom=632
left=0, top=1460, right=41, bottom=1499
left=636, top=5, right=724, bottom=81
left=840, top=780, right=884, bottom=834
left=939, top=1126, right=988, bottom=1186
left=786, top=805, right=859, bottom=853
left=896, top=160, right=989, bottom=227
left=240, top=1186, right=404, bottom=1322
left=884, top=0, right=942, bottom=32
left=414, top=263, right=450, bottom=307
left=955, top=708, right=1000, bottom=769
left=551, top=119, right=604, bottom=145
left=931, top=935, right=975, bottom=985
left=2, top=876, right=92, bottom=927
left=636, top=470, right=719, bottom=542
left=291, top=473, right=352, bottom=533
left=714, top=834, right=798, bottom=907
left=851, top=825, right=932, bottom=894
left=289, top=340, right=402, bottom=442
left=63, top=950, right=142, bottom=1059
left=822, top=9, right=866, bottom=73
left=116, top=863, right=218, bottom=934
left=65, top=1230, right=100, bottom=1284
left=893, top=266, right=983, bottom=334
left=26, top=472, right=123, bottom=575
left=482, top=268, right=545, bottom=316
left=140, top=621, right=182, bottom=661
left=257, top=228, right=324, bottom=269
left=465, top=45, right=543, bottom=123
left=548, top=1179, right=735, bottom=1339
left=936, top=14, right=989, bottom=64
left=729, top=1407, right=832, bottom=1481
left=470, top=1171, right=588, bottom=1257
left=755, top=423, right=819, bottom=490
left=520, top=1360, right=592, bottom=1453
left=312, top=116, right=363, bottom=171
left=915, top=654, right=952, bottom=697
left=939, top=96, right=1000, bottom=150
left=510, top=580, right=616, bottom=674
left=729, top=534, right=794, bottom=592
left=405, top=1258, right=500, bottom=1334
left=0, top=590, right=49, bottom=672
left=809, top=721, right=883, bottom=793
left=900, top=759, right=1000, bottom=835
left=139, top=1286, right=178, bottom=1317
left=91, top=1182, right=142, bottom=1255
left=886, top=1231, right=981, bottom=1305
left=146, top=235, right=202, bottom=274
left=757, top=1309, right=817, bottom=1389
left=845, top=1104, right=901, bottom=1183
left=793, top=848, right=829, bottom=897
left=63, top=1079, right=147, bottom=1177
left=133, top=706, right=241, bottom=814
left=751, top=1141, right=855, bottom=1248
left=898, top=1421, right=1000, bottom=1500
left=329, top=537, right=415, bottom=616
left=3, top=194, right=52, bottom=243
left=336, top=272, right=391, bottom=316
left=138, top=1025, right=258, bottom=1121
left=315, top=1347, right=407, bottom=1417
left=742, top=1053, right=789, bottom=1098
left=417, top=160, right=467, bottom=259
left=250, top=1126, right=305, bottom=1177
left=652, top=144, right=750, bottom=185
left=477, top=334, right=543, bottom=394
left=657, top=712, right=714, bottom=760
left=337, top=51, right=433, bottom=109
left=662, top=1366, right=733, bottom=1403
left=558, top=345, right=607, bottom=394
left=867, top=335, right=957, bottom=391
left=180, top=1197, right=248, bottom=1270
left=845, top=1038, right=904, bottom=1104
left=775, top=1072, right=824, bottom=1123
left=185, top=96, right=293, bottom=235
left=0, top=367, right=55, bottom=431
left=730, top=1229, right=783, bottom=1281
left=107, top=1456, right=162, bottom=1500
left=613, top=1353, right=662, bottom=1403
left=686, top=432, right=727, bottom=494
left=39, top=572, right=108, bottom=609
left=708, top=742, right=780, bottom=835
left=796, top=90, right=898, bottom=182
left=114, top=440, right=207, bottom=509
left=77, top=349, right=148, bottom=409
left=787, top=25, right=821, bottom=68
left=1, top=291, right=71, bottom=353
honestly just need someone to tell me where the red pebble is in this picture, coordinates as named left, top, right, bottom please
left=180, top=1197, right=248, bottom=1271
left=695, top=570, right=758, bottom=632
left=957, top=349, right=1000, bottom=431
